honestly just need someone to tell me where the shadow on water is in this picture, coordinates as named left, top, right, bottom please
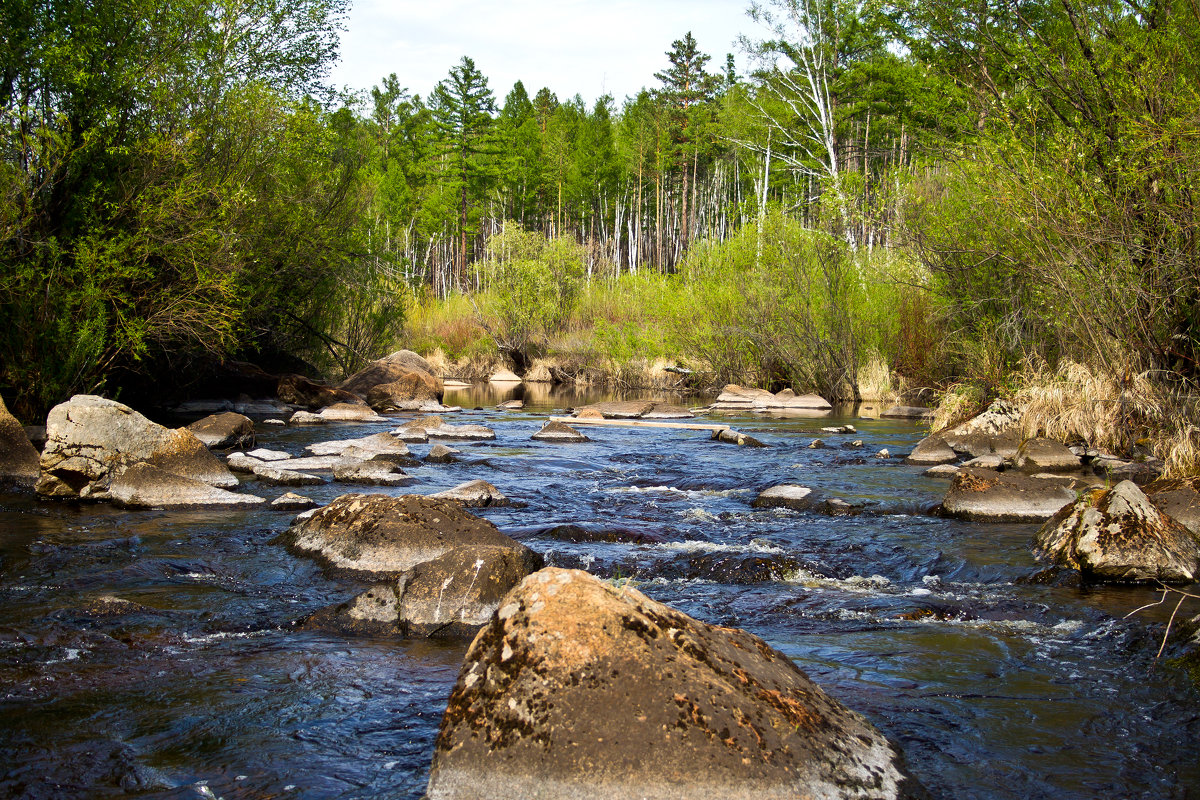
left=1, top=387, right=1197, bottom=799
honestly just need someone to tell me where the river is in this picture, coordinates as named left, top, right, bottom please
left=1, top=385, right=1197, bottom=799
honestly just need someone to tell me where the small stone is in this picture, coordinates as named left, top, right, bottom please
left=272, top=492, right=317, bottom=511
left=426, top=444, right=462, bottom=463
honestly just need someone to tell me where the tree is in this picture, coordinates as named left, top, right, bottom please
left=429, top=56, right=498, bottom=291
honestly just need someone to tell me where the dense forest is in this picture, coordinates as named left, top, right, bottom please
left=2, top=0, right=1198, bottom=470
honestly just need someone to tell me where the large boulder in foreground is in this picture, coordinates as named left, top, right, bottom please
left=185, top=412, right=255, bottom=451
left=0, top=394, right=40, bottom=486
left=427, top=568, right=925, bottom=800
left=340, top=350, right=443, bottom=401
left=37, top=395, right=238, bottom=500
left=278, top=493, right=531, bottom=578
left=1034, top=480, right=1200, bottom=583
left=941, top=467, right=1075, bottom=522
left=302, top=544, right=543, bottom=638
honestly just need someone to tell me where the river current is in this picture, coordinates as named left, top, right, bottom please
left=1, top=385, right=1197, bottom=799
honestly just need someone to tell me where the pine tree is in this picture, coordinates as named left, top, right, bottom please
left=429, top=56, right=498, bottom=289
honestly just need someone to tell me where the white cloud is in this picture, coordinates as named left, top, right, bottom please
left=331, top=0, right=756, bottom=107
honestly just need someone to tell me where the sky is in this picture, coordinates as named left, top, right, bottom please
left=328, top=0, right=759, bottom=107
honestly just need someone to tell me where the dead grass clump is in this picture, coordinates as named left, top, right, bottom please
left=1014, top=361, right=1200, bottom=477
left=857, top=353, right=899, bottom=406
left=931, top=383, right=989, bottom=434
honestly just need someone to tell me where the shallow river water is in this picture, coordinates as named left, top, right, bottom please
left=1, top=385, right=1198, bottom=799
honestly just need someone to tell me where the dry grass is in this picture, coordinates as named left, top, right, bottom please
left=931, top=383, right=990, bottom=433
left=857, top=352, right=899, bottom=405
left=1013, top=361, right=1199, bottom=477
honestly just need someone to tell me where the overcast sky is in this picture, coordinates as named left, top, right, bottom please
left=328, top=0, right=758, bottom=107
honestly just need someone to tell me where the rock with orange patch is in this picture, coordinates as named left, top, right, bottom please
left=427, top=568, right=927, bottom=800
left=1034, top=480, right=1200, bottom=583
left=941, top=467, right=1075, bottom=522
left=36, top=395, right=238, bottom=500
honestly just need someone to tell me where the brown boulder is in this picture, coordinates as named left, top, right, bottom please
left=904, top=435, right=958, bottom=466
left=531, top=420, right=589, bottom=443
left=367, top=371, right=444, bottom=412
left=1034, top=480, right=1200, bottom=583
left=302, top=545, right=543, bottom=639
left=1014, top=438, right=1081, bottom=473
left=432, top=480, right=511, bottom=507
left=0, top=393, right=39, bottom=486
left=427, top=568, right=925, bottom=800
left=278, top=493, right=529, bottom=579
left=277, top=374, right=364, bottom=409
left=185, top=412, right=255, bottom=451
left=575, top=400, right=655, bottom=419
left=340, top=350, right=443, bottom=400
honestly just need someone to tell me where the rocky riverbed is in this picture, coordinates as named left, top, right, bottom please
left=0, top=383, right=1198, bottom=799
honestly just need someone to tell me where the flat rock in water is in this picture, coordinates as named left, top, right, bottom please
left=426, top=568, right=925, bottom=800
left=269, top=455, right=340, bottom=472
left=428, top=422, right=496, bottom=441
left=392, top=417, right=434, bottom=442
left=531, top=421, right=589, bottom=443
left=109, top=463, right=264, bottom=508
left=924, top=464, right=962, bottom=479
left=426, top=444, right=462, bottom=463
left=252, top=463, right=324, bottom=486
left=712, top=385, right=832, bottom=412
left=37, top=395, right=238, bottom=500
left=497, top=400, right=524, bottom=410
left=1034, top=480, right=1200, bottom=583
left=574, top=400, right=655, bottom=419
left=904, top=435, right=958, bottom=466
left=279, top=493, right=529, bottom=579
left=642, top=403, right=694, bottom=419
left=432, top=480, right=510, bottom=507
left=941, top=468, right=1075, bottom=522
left=0, top=393, right=40, bottom=486
left=271, top=492, right=317, bottom=511
left=302, top=544, right=543, bottom=639
left=962, top=454, right=1006, bottom=470
left=881, top=406, right=935, bottom=420
left=306, top=432, right=412, bottom=458
left=288, top=411, right=329, bottom=426
left=332, top=456, right=414, bottom=486
left=185, top=412, right=255, bottom=451
left=1145, top=477, right=1200, bottom=535
left=247, top=448, right=291, bottom=462
left=751, top=484, right=816, bottom=511
left=1015, top=438, right=1081, bottom=473
left=317, top=403, right=388, bottom=423
left=226, top=453, right=265, bottom=473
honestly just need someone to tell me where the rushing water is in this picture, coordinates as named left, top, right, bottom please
left=1, top=385, right=1197, bottom=799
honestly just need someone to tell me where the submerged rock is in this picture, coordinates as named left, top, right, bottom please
left=185, top=412, right=255, bottom=451
left=426, top=444, right=462, bottom=463
left=0, top=393, right=40, bottom=486
left=109, top=463, right=264, bottom=508
left=279, top=493, right=527, bottom=578
left=531, top=420, right=589, bottom=443
left=1034, top=480, right=1200, bottom=583
left=272, top=492, right=318, bottom=511
left=427, top=568, right=925, bottom=800
left=941, top=468, right=1075, bottom=523
left=497, top=399, right=524, bottom=410
left=37, top=395, right=238, bottom=500
left=880, top=406, right=935, bottom=420
left=303, top=545, right=543, bottom=638
left=432, top=480, right=511, bottom=507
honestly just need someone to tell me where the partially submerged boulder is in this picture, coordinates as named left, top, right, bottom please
left=426, top=444, right=462, bottom=463
left=712, top=385, right=832, bottom=413
left=306, top=432, right=413, bottom=460
left=712, top=428, right=767, bottom=448
left=432, top=480, right=511, bottom=508
left=0, top=393, right=40, bottom=486
left=340, top=350, right=444, bottom=400
left=426, top=568, right=925, bottom=800
left=1014, top=438, right=1081, bottom=473
left=303, top=545, right=543, bottom=639
left=941, top=467, right=1075, bottom=523
left=252, top=463, right=324, bottom=487
left=109, top=463, right=264, bottom=508
left=903, top=436, right=958, bottom=466
left=277, top=374, right=363, bottom=410
left=271, top=492, right=317, bottom=511
left=185, top=412, right=255, bottom=451
left=575, top=400, right=655, bottom=419
left=278, top=493, right=526, bottom=578
left=315, top=403, right=388, bottom=423
left=367, top=371, right=445, bottom=412
left=751, top=484, right=816, bottom=511
left=643, top=403, right=694, bottom=419
left=880, top=406, right=934, bottom=420
left=488, top=369, right=522, bottom=383
left=1034, top=480, right=1200, bottom=583
left=332, top=455, right=414, bottom=486
left=393, top=415, right=495, bottom=441
left=37, top=395, right=238, bottom=500
left=531, top=420, right=589, bottom=443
